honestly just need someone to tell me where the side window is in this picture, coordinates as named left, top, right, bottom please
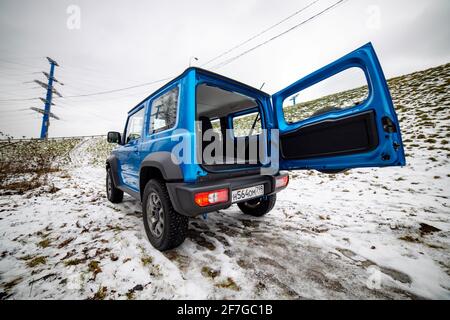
left=149, top=86, right=179, bottom=134
left=232, top=112, right=262, bottom=137
left=210, top=118, right=222, bottom=143
left=125, top=108, right=144, bottom=144
left=282, top=67, right=369, bottom=124
left=211, top=119, right=222, bottom=135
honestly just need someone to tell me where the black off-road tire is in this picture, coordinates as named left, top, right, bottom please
left=237, top=194, right=277, bottom=217
left=142, top=179, right=188, bottom=251
left=106, top=167, right=123, bottom=203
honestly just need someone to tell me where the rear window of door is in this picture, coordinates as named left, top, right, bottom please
left=149, top=86, right=179, bottom=134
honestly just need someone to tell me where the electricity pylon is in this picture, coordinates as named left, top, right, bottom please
left=30, top=57, right=62, bottom=139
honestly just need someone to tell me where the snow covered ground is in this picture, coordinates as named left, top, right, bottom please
left=0, top=64, right=449, bottom=300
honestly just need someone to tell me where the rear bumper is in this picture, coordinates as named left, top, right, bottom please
left=166, top=173, right=288, bottom=217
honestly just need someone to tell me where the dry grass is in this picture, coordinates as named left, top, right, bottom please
left=0, top=137, right=81, bottom=195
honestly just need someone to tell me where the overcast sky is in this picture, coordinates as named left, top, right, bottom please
left=0, top=0, right=449, bottom=138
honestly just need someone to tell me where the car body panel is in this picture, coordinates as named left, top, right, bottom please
left=272, top=42, right=406, bottom=171
left=108, top=43, right=405, bottom=209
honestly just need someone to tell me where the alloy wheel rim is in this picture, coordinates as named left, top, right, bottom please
left=146, top=192, right=164, bottom=238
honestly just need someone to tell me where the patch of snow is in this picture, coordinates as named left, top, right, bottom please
left=0, top=64, right=449, bottom=300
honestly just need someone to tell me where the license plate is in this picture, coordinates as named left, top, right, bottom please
left=232, top=185, right=264, bottom=203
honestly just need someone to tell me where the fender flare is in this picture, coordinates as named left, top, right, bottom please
left=106, top=154, right=121, bottom=187
left=139, top=151, right=183, bottom=181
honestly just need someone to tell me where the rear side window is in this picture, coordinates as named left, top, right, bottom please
left=232, top=112, right=262, bottom=137
left=211, top=119, right=222, bottom=135
left=282, top=67, right=369, bottom=124
left=210, top=118, right=223, bottom=143
left=149, top=86, right=179, bottom=133
left=125, top=108, right=144, bottom=144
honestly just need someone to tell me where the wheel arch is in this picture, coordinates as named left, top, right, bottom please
left=139, top=151, right=183, bottom=200
left=106, top=155, right=121, bottom=187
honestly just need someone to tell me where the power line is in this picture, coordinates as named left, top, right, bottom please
left=0, top=112, right=38, bottom=119
left=56, top=0, right=348, bottom=98
left=0, top=87, right=41, bottom=95
left=54, top=74, right=151, bottom=96
left=0, top=58, right=39, bottom=69
left=0, top=3, right=316, bottom=101
left=54, top=108, right=118, bottom=125
left=0, top=108, right=30, bottom=114
left=0, top=70, right=37, bottom=79
left=0, top=60, right=39, bottom=74
left=56, top=85, right=156, bottom=103
left=54, top=99, right=120, bottom=118
left=60, top=63, right=145, bottom=86
left=0, top=0, right=348, bottom=103
left=0, top=97, right=39, bottom=102
left=201, top=0, right=320, bottom=68
left=211, top=0, right=349, bottom=70
left=58, top=76, right=174, bottom=98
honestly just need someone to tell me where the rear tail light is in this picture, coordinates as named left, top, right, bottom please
left=194, top=189, right=229, bottom=207
left=275, top=175, right=289, bottom=188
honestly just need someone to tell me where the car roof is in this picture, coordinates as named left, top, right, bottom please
left=127, top=67, right=269, bottom=114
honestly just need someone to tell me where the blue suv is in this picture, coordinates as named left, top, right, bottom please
left=106, top=43, right=405, bottom=251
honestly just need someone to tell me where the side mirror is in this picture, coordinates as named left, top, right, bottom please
left=107, top=131, right=121, bottom=144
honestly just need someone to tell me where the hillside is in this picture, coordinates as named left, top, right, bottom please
left=0, top=63, right=449, bottom=300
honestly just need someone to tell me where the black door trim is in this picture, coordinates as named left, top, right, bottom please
left=280, top=110, right=379, bottom=160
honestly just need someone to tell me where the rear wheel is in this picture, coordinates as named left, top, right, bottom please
left=237, top=194, right=276, bottom=217
left=142, top=179, right=188, bottom=251
left=106, top=167, right=123, bottom=203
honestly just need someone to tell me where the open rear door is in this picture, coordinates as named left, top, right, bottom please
left=272, top=43, right=405, bottom=172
